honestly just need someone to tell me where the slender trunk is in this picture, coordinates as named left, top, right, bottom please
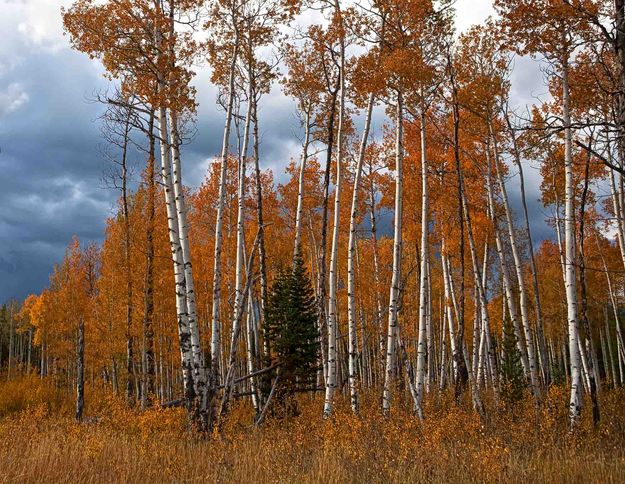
left=579, top=145, right=600, bottom=425
left=382, top=91, right=404, bottom=415
left=485, top=146, right=530, bottom=378
left=490, top=125, right=539, bottom=398
left=323, top=26, right=346, bottom=418
left=169, top=109, right=206, bottom=415
left=415, top=109, right=429, bottom=419
left=293, top=107, right=312, bottom=259
left=76, top=318, right=85, bottom=422
left=118, top=110, right=135, bottom=404
left=156, top=104, right=195, bottom=407
left=346, top=92, right=374, bottom=414
left=211, top=38, right=239, bottom=386
left=248, top=53, right=269, bottom=366
left=142, top=113, right=156, bottom=407
left=562, top=54, right=582, bottom=427
left=506, top=112, right=550, bottom=386
left=317, top=81, right=339, bottom=385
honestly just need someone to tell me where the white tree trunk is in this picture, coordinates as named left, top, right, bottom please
left=346, top=92, right=375, bottom=413
left=169, top=111, right=206, bottom=404
left=156, top=105, right=194, bottom=402
left=323, top=30, right=346, bottom=418
left=485, top=147, right=530, bottom=378
left=382, top=92, right=404, bottom=415
left=490, top=127, right=539, bottom=397
left=415, top=110, right=429, bottom=419
left=294, top=106, right=312, bottom=260
left=211, top=40, right=239, bottom=385
left=563, top=58, right=583, bottom=426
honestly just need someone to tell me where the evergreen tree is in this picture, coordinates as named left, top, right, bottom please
left=265, top=249, right=319, bottom=413
left=500, top=317, right=526, bottom=408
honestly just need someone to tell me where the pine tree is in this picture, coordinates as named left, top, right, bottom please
left=500, top=318, right=526, bottom=408
left=265, top=249, right=319, bottom=414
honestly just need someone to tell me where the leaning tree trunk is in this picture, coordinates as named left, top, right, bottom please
left=489, top=125, right=540, bottom=398
left=485, top=147, right=530, bottom=379
left=346, top=92, right=375, bottom=414
left=211, top=39, right=239, bottom=387
left=506, top=111, right=550, bottom=386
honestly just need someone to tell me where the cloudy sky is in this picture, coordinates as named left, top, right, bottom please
left=0, top=0, right=549, bottom=303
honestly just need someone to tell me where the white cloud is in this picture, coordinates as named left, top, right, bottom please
left=1, top=0, right=70, bottom=54
left=0, top=82, right=29, bottom=116
left=454, top=0, right=495, bottom=34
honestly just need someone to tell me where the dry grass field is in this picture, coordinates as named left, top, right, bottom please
left=1, top=375, right=624, bottom=483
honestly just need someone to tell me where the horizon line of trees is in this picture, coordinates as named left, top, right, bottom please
left=2, top=0, right=625, bottom=434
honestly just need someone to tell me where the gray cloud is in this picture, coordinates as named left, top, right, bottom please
left=0, top=0, right=554, bottom=303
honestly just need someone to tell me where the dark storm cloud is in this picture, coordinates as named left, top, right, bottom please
left=0, top=1, right=552, bottom=303
left=0, top=34, right=302, bottom=302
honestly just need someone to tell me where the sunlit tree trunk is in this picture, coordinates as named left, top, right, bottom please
left=231, top=85, right=253, bottom=377
left=169, top=110, right=206, bottom=412
left=156, top=104, right=194, bottom=407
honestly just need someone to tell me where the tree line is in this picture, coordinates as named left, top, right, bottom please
left=2, top=0, right=624, bottom=433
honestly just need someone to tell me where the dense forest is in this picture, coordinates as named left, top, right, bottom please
left=2, top=0, right=625, bottom=481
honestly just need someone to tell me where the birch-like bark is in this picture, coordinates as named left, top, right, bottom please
left=415, top=109, right=429, bottom=419
left=156, top=105, right=194, bottom=405
left=169, top=110, right=206, bottom=406
left=211, top=38, right=239, bottom=385
left=382, top=92, right=404, bottom=415
left=506, top=111, right=549, bottom=386
left=369, top=163, right=385, bottom=378
left=317, top=81, right=339, bottom=385
left=562, top=55, right=583, bottom=426
left=441, top=241, right=459, bottom=381
left=485, top=147, right=530, bottom=378
left=294, top=106, right=312, bottom=261
left=346, top=92, right=374, bottom=414
left=323, top=25, right=346, bottom=417
left=231, top=86, right=252, bottom=374
left=460, top=186, right=498, bottom=398
left=248, top=51, right=269, bottom=366
left=490, top=127, right=539, bottom=397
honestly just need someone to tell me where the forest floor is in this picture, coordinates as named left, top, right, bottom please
left=1, top=375, right=625, bottom=483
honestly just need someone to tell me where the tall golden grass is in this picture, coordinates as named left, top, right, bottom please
left=1, top=376, right=624, bottom=483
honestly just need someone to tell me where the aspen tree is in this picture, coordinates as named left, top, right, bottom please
left=496, top=0, right=591, bottom=425
left=323, top=1, right=346, bottom=418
